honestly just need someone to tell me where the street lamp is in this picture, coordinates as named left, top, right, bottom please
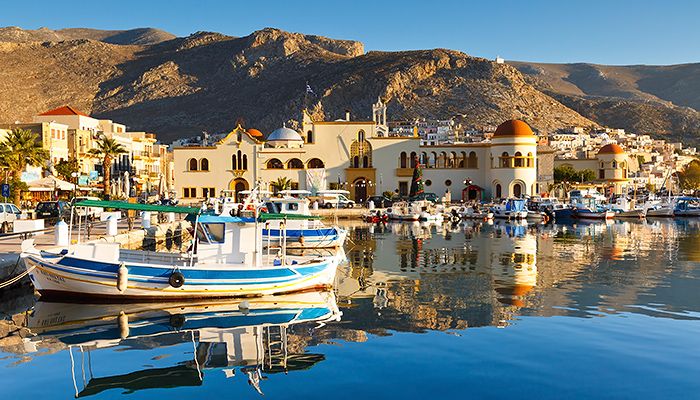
left=71, top=172, right=79, bottom=199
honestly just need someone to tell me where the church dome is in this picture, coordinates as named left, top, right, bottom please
left=493, top=120, right=534, bottom=138
left=246, top=128, right=263, bottom=137
left=597, top=143, right=625, bottom=155
left=267, top=127, right=303, bottom=142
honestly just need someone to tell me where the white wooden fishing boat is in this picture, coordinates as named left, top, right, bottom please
left=21, top=200, right=342, bottom=300
left=674, top=197, right=700, bottom=217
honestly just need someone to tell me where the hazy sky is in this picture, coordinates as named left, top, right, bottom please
left=2, top=0, right=698, bottom=65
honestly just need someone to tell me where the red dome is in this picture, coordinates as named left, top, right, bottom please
left=246, top=128, right=263, bottom=137
left=493, top=120, right=534, bottom=138
left=598, top=143, right=625, bottom=155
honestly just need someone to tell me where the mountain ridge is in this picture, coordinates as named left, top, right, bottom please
left=0, top=25, right=697, bottom=146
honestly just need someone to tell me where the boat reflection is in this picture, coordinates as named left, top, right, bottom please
left=24, top=291, right=340, bottom=397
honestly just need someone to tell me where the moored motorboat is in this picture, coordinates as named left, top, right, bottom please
left=261, top=197, right=346, bottom=248
left=21, top=200, right=343, bottom=300
left=457, top=204, right=494, bottom=220
left=490, top=199, right=528, bottom=220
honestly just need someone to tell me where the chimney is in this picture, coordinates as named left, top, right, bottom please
left=345, top=109, right=351, bottom=121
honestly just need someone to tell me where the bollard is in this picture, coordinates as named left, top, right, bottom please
left=167, top=212, right=176, bottom=223
left=54, top=220, right=68, bottom=246
left=368, top=200, right=375, bottom=210
left=106, top=215, right=118, bottom=237
left=141, top=211, right=151, bottom=229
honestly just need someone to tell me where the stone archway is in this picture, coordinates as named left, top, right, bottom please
left=353, top=177, right=367, bottom=203
left=229, top=178, right=249, bottom=202
left=510, top=180, right=525, bottom=198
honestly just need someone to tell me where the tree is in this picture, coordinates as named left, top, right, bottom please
left=54, top=157, right=80, bottom=181
left=554, top=165, right=596, bottom=183
left=0, top=128, right=49, bottom=206
left=89, top=137, right=127, bottom=199
left=678, top=159, right=700, bottom=191
left=270, top=177, right=292, bottom=194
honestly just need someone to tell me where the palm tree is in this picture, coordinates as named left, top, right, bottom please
left=89, top=137, right=127, bottom=199
left=0, top=129, right=49, bottom=206
left=270, top=177, right=292, bottom=194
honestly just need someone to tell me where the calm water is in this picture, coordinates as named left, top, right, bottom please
left=1, top=219, right=699, bottom=399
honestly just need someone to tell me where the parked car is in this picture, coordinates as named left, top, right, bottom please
left=365, top=195, right=392, bottom=208
left=0, top=203, right=22, bottom=233
left=35, top=201, right=70, bottom=225
left=71, top=196, right=103, bottom=220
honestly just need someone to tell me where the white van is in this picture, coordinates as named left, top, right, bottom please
left=315, top=190, right=355, bottom=209
left=0, top=203, right=22, bottom=233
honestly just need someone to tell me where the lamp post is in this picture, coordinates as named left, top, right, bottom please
left=71, top=172, right=79, bottom=200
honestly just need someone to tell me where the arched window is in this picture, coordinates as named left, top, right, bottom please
left=459, top=151, right=467, bottom=168
left=410, top=152, right=417, bottom=168
left=242, top=154, right=248, bottom=170
left=188, top=158, right=198, bottom=171
left=351, top=137, right=372, bottom=168
left=200, top=158, right=209, bottom=171
left=514, top=152, right=524, bottom=167
left=307, top=158, right=325, bottom=168
left=450, top=152, right=457, bottom=168
left=400, top=152, right=407, bottom=168
left=420, top=152, right=428, bottom=166
left=495, top=183, right=502, bottom=199
left=439, top=152, right=447, bottom=168
left=513, top=182, right=523, bottom=198
left=527, top=152, right=533, bottom=167
left=307, top=130, right=314, bottom=143
left=287, top=158, right=304, bottom=169
left=232, top=154, right=238, bottom=170
left=601, top=162, right=605, bottom=168
left=468, top=151, right=478, bottom=168
left=500, top=152, right=510, bottom=168
left=612, top=161, right=618, bottom=168
left=267, top=158, right=283, bottom=169
left=431, top=152, right=438, bottom=168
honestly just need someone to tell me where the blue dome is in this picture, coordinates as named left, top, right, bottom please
left=268, top=127, right=303, bottom=142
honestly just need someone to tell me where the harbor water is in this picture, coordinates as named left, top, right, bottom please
left=1, top=218, right=699, bottom=399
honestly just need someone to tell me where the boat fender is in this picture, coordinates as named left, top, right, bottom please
left=238, top=300, right=250, bottom=314
left=299, top=235, right=305, bottom=245
left=117, top=263, right=128, bottom=293
left=169, top=271, right=185, bottom=288
left=169, top=314, right=185, bottom=329
left=118, top=311, right=129, bottom=339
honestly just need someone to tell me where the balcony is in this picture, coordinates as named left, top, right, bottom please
left=395, top=168, right=413, bottom=177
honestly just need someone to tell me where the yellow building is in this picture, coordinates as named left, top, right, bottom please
left=173, top=102, right=540, bottom=204
left=554, top=143, right=632, bottom=194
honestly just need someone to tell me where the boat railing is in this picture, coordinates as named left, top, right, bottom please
left=120, top=248, right=194, bottom=266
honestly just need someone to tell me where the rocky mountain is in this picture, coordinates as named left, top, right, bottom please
left=513, top=61, right=700, bottom=145
left=0, top=25, right=696, bottom=146
left=0, top=26, right=175, bottom=45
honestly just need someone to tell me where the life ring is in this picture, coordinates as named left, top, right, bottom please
left=169, top=271, right=185, bottom=288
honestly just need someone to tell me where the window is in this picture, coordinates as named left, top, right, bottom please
left=425, top=179, right=432, bottom=186
left=400, top=152, right=407, bottom=168
left=399, top=181, right=409, bottom=196
left=232, top=154, right=238, bottom=170
left=307, top=130, right=314, bottom=143
left=200, top=158, right=209, bottom=171
left=495, top=184, right=502, bottom=199
left=242, top=154, right=248, bottom=170
left=500, top=152, right=510, bottom=168
left=358, top=130, right=365, bottom=141
left=199, top=223, right=225, bottom=243
left=286, top=203, right=299, bottom=211
left=287, top=158, right=304, bottom=169
left=445, top=179, right=452, bottom=187
left=467, top=151, right=478, bottom=168
left=514, top=152, right=524, bottom=167
left=188, top=158, right=198, bottom=171
left=599, top=169, right=605, bottom=179
left=183, top=187, right=197, bottom=198
left=410, top=152, right=417, bottom=168
left=307, top=158, right=324, bottom=168
left=267, top=158, right=283, bottom=169
left=202, top=187, right=216, bottom=198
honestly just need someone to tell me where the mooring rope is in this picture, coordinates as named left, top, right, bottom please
left=0, top=258, right=34, bottom=290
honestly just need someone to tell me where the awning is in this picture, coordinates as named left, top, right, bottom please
left=26, top=175, right=75, bottom=191
left=75, top=199, right=201, bottom=214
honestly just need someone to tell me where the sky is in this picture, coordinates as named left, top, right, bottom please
left=1, top=0, right=698, bottom=65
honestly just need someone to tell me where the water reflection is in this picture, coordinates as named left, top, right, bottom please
left=1, top=219, right=699, bottom=398
left=11, top=292, right=340, bottom=397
